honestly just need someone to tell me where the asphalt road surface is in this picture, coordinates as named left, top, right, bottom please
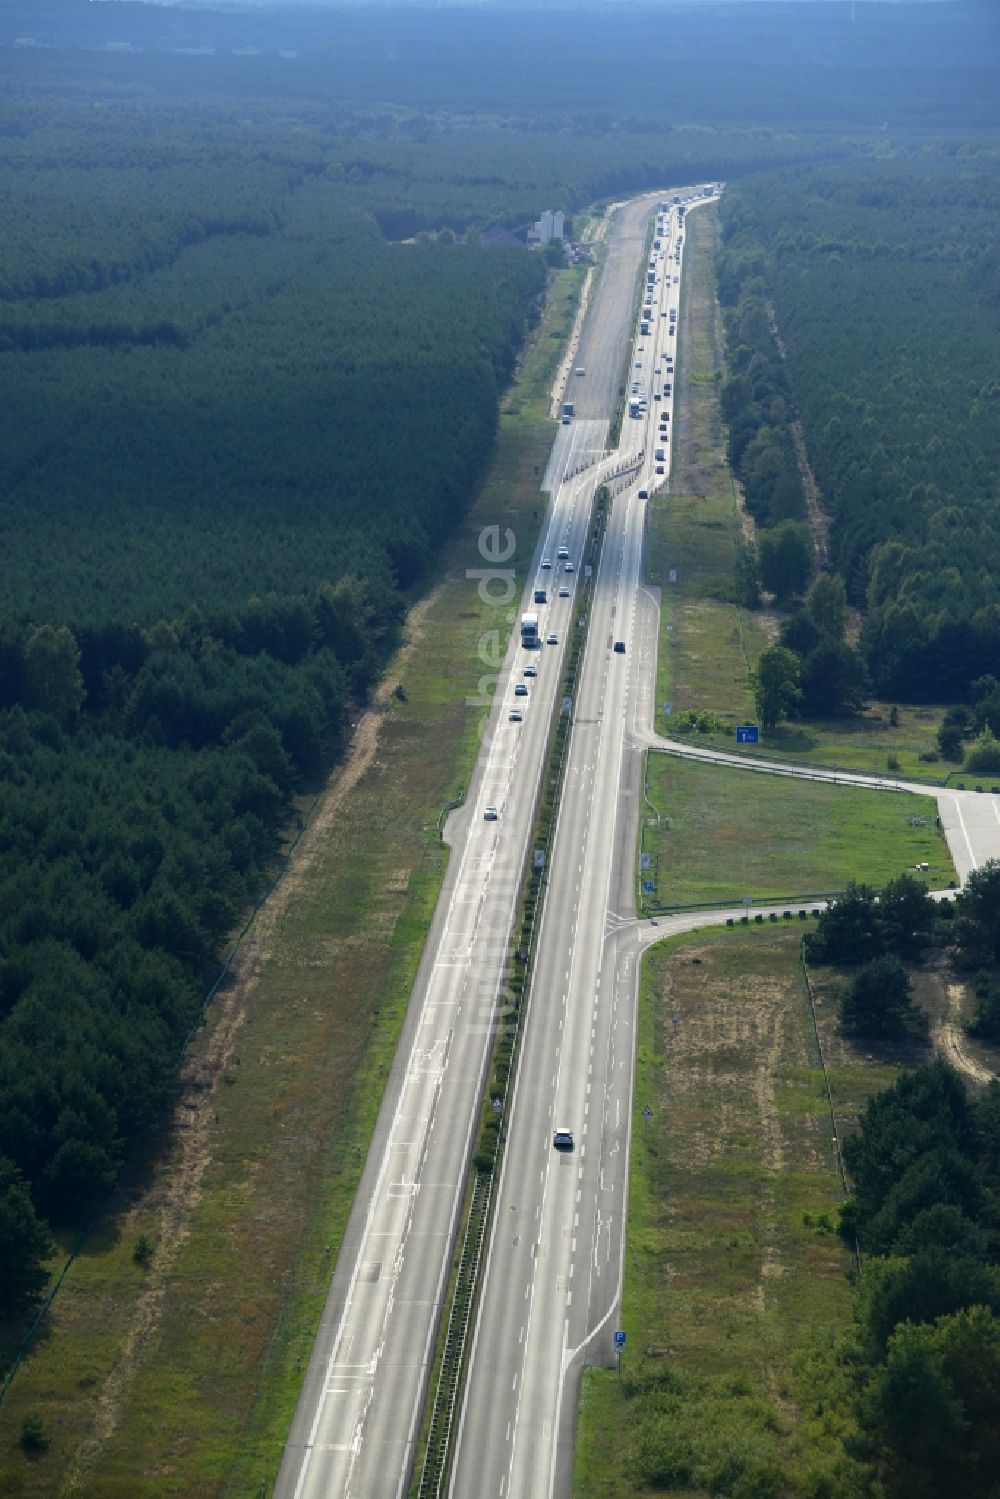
left=273, top=189, right=689, bottom=1499
left=450, top=193, right=710, bottom=1499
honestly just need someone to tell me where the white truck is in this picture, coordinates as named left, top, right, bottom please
left=521, top=612, right=540, bottom=647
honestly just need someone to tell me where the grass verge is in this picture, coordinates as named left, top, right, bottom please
left=648, top=205, right=769, bottom=733
left=640, top=755, right=955, bottom=910
left=573, top=928, right=868, bottom=1499
left=0, top=264, right=587, bottom=1499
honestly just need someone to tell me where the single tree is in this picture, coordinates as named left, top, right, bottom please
left=879, top=874, right=936, bottom=957
left=0, top=1156, right=52, bottom=1313
left=752, top=646, right=801, bottom=729
left=806, top=571, right=847, bottom=640
left=807, top=881, right=881, bottom=964
left=757, top=520, right=815, bottom=601
left=800, top=638, right=868, bottom=718
left=23, top=624, right=85, bottom=723
left=839, top=954, right=928, bottom=1041
left=955, top=859, right=1000, bottom=966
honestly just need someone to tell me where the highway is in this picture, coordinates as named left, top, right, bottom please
left=273, top=188, right=678, bottom=1499
left=450, top=192, right=708, bottom=1498
left=276, top=176, right=999, bottom=1499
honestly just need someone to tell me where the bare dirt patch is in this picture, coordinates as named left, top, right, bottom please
left=936, top=982, right=995, bottom=1087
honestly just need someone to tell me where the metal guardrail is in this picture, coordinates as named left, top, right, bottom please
left=416, top=1170, right=494, bottom=1498
left=411, top=471, right=608, bottom=1499
left=643, top=889, right=846, bottom=917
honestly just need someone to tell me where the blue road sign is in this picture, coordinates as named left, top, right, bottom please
left=614, top=1331, right=626, bottom=1349
left=736, top=724, right=759, bottom=745
left=643, top=879, right=655, bottom=893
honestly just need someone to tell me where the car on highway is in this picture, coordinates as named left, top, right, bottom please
left=546, top=632, right=559, bottom=645
left=656, top=465, right=664, bottom=474
left=614, top=641, right=626, bottom=654
left=574, top=366, right=585, bottom=376
left=523, top=665, right=537, bottom=678
left=552, top=1128, right=574, bottom=1151
left=638, top=489, right=649, bottom=500
left=514, top=683, right=528, bottom=697
left=541, top=557, right=552, bottom=569
left=509, top=709, right=523, bottom=722
left=559, top=585, right=570, bottom=597
left=564, top=561, right=574, bottom=572
left=557, top=545, right=569, bottom=559
left=484, top=805, right=498, bottom=820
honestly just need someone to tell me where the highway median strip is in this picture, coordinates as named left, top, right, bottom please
left=411, top=483, right=610, bottom=1498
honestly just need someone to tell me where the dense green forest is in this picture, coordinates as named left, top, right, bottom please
left=0, top=25, right=859, bottom=1308
left=2, top=0, right=999, bottom=1328
left=0, top=85, right=558, bottom=1299
left=718, top=145, right=1000, bottom=710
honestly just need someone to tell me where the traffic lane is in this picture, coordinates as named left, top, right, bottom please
left=541, top=417, right=607, bottom=496
left=514, top=507, right=640, bottom=1476
left=278, top=469, right=587, bottom=1498
left=572, top=200, right=658, bottom=421
left=452, top=192, right=708, bottom=1499
left=547, top=933, right=635, bottom=1499
left=451, top=493, right=632, bottom=1498
left=938, top=790, right=1000, bottom=881
left=506, top=485, right=638, bottom=1493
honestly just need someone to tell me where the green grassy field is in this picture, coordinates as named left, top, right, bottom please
left=640, top=755, right=955, bottom=910
left=0, top=264, right=586, bottom=1499
left=573, top=929, right=868, bottom=1499
left=697, top=702, right=955, bottom=786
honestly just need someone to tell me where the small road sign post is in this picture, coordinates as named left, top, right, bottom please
left=614, top=1329, right=626, bottom=1379
left=736, top=724, right=759, bottom=745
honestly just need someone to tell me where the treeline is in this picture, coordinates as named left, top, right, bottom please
left=802, top=870, right=1000, bottom=1493
left=841, top=1064, right=1000, bottom=1496
left=6, top=0, right=998, bottom=132
left=718, top=149, right=1000, bottom=708
left=0, top=94, right=841, bottom=300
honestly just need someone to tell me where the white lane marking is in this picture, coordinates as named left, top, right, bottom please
left=953, top=796, right=978, bottom=868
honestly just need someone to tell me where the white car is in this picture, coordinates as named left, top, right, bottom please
left=484, top=805, right=498, bottom=821
left=559, top=585, right=570, bottom=597
left=509, top=709, right=523, bottom=722
left=557, top=545, right=569, bottom=559
left=547, top=632, right=559, bottom=645
left=564, top=561, right=574, bottom=573
left=541, top=557, right=552, bottom=569
left=523, top=666, right=537, bottom=678
left=514, top=683, right=528, bottom=697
